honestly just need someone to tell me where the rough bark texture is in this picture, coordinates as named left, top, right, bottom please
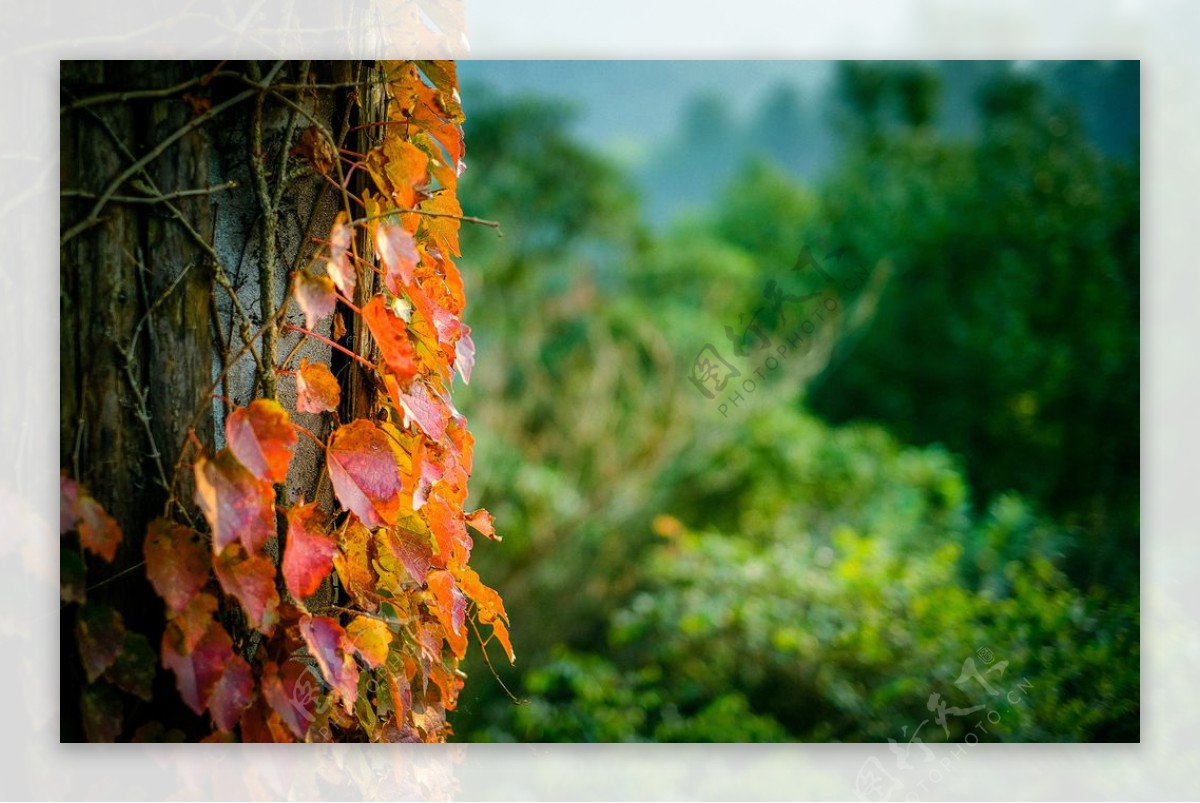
left=60, top=60, right=361, bottom=741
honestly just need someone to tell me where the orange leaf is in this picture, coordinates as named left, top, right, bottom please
left=225, top=399, right=297, bottom=484
left=61, top=475, right=122, bottom=562
left=296, top=358, right=341, bottom=414
left=418, top=190, right=462, bottom=257
left=193, top=448, right=276, bottom=555
left=363, top=295, right=417, bottom=381
left=425, top=569, right=467, bottom=659
left=326, top=419, right=405, bottom=529
left=334, top=519, right=379, bottom=612
left=213, top=544, right=280, bottom=634
left=169, top=591, right=218, bottom=653
left=144, top=518, right=210, bottom=612
left=346, top=616, right=392, bottom=669
left=293, top=270, right=336, bottom=329
left=464, top=508, right=496, bottom=541
left=283, top=502, right=337, bottom=600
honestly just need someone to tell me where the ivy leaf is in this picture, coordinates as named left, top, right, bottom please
left=294, top=270, right=337, bottom=329
left=193, top=448, right=276, bottom=555
left=241, top=697, right=294, bottom=743
left=161, top=618, right=235, bottom=716
left=326, top=419, right=405, bottom=529
left=387, top=375, right=449, bottom=441
left=144, top=518, right=210, bottom=612
left=346, top=616, right=392, bottom=669
left=262, top=660, right=316, bottom=739
left=418, top=190, right=462, bottom=257
left=464, top=508, right=496, bottom=541
left=60, top=472, right=79, bottom=534
left=455, top=565, right=514, bottom=663
left=169, top=591, right=218, bottom=653
left=76, top=603, right=125, bottom=683
left=104, top=631, right=156, bottom=702
left=334, top=519, right=379, bottom=612
left=363, top=295, right=418, bottom=381
left=296, top=358, right=341, bottom=414
left=382, top=525, right=434, bottom=585
left=62, top=474, right=122, bottom=562
left=81, top=683, right=123, bottom=742
left=326, top=212, right=355, bottom=298
left=213, top=545, right=280, bottom=634
left=377, top=221, right=419, bottom=294
left=454, top=325, right=475, bottom=385
left=225, top=399, right=297, bottom=484
left=283, top=502, right=337, bottom=600
left=300, top=615, right=360, bottom=713
left=415, top=60, right=464, bottom=122
left=423, top=492, right=470, bottom=566
left=425, top=569, right=468, bottom=659
left=61, top=547, right=85, bottom=604
left=208, top=653, right=253, bottom=732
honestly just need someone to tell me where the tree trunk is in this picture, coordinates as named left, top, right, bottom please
left=59, top=60, right=366, bottom=740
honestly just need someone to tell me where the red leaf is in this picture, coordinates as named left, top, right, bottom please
left=60, top=472, right=79, bottom=534
left=76, top=603, right=125, bottom=682
left=283, top=502, right=337, bottom=600
left=208, top=653, right=253, bottom=732
left=326, top=419, right=404, bottom=529
left=426, top=569, right=467, bottom=658
left=213, top=545, right=280, bottom=634
left=193, top=448, right=276, bottom=555
left=325, top=213, right=355, bottom=297
left=144, top=518, right=210, bottom=612
left=377, top=221, right=419, bottom=294
left=262, top=660, right=317, bottom=739
left=464, top=508, right=496, bottom=541
left=345, top=616, right=392, bottom=669
left=411, top=437, right=444, bottom=511
left=225, top=399, right=297, bottom=484
left=296, top=358, right=341, bottom=414
left=386, top=375, right=449, bottom=441
left=161, top=618, right=235, bottom=716
left=363, top=295, right=417, bottom=380
left=294, top=270, right=337, bottom=329
left=300, top=615, right=360, bottom=713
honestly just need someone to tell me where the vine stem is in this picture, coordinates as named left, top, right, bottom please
left=284, top=324, right=375, bottom=372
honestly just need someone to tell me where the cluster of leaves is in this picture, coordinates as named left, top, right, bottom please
left=60, top=60, right=510, bottom=742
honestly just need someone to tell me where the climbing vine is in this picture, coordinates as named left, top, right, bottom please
left=60, top=60, right=510, bottom=742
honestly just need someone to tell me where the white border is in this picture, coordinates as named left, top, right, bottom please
left=7, top=0, right=1195, bottom=799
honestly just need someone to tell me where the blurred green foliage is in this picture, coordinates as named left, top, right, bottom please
left=450, top=62, right=1138, bottom=743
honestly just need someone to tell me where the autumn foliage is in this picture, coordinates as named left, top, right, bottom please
left=60, top=60, right=509, bottom=742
